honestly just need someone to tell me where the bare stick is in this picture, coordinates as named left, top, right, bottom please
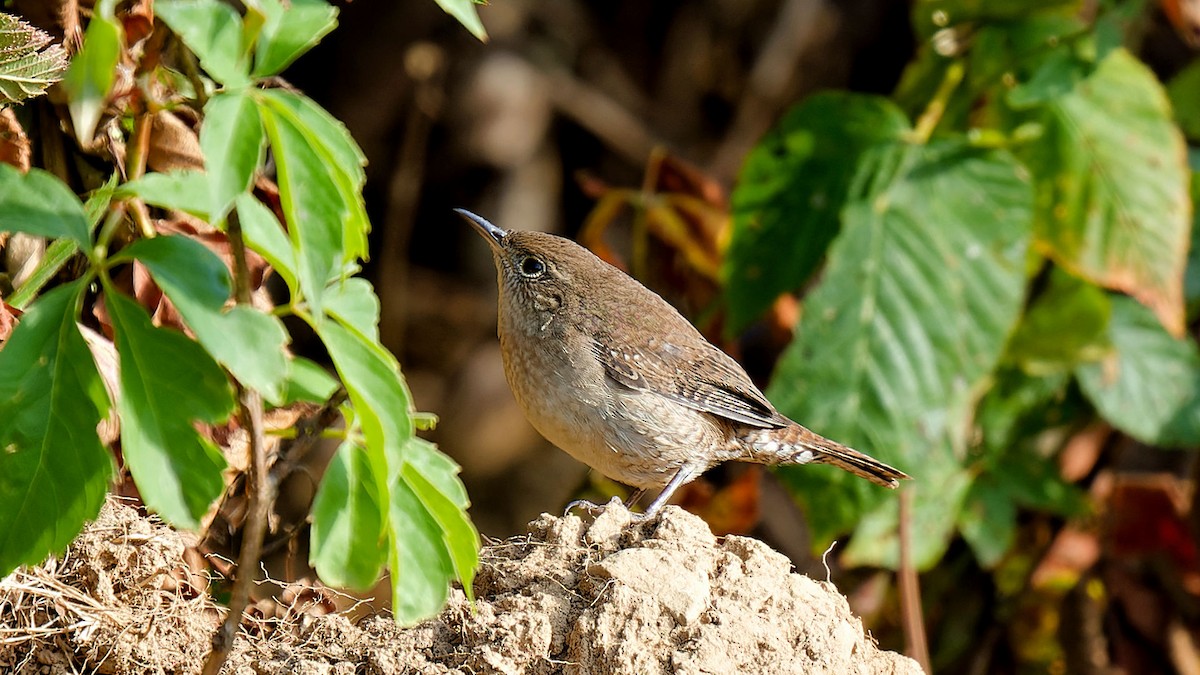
left=201, top=210, right=273, bottom=675
left=898, top=489, right=931, bottom=674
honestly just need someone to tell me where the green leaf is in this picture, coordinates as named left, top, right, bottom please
left=957, top=477, right=1017, bottom=568
left=0, top=165, right=91, bottom=249
left=236, top=192, right=298, bottom=295
left=119, top=170, right=212, bottom=218
left=251, top=0, right=339, bottom=77
left=258, top=89, right=369, bottom=263
left=388, top=472, right=453, bottom=622
left=83, top=172, right=121, bottom=231
left=1168, top=57, right=1200, bottom=142
left=725, top=93, right=910, bottom=331
left=973, top=368, right=1071, bottom=456
left=259, top=95, right=349, bottom=318
left=770, top=139, right=1033, bottom=565
left=434, top=0, right=488, bottom=42
left=0, top=282, right=112, bottom=575
left=310, top=438, right=387, bottom=589
left=1022, top=48, right=1189, bottom=337
left=156, top=0, right=250, bottom=87
left=1076, top=295, right=1200, bottom=447
left=118, top=235, right=290, bottom=405
left=201, top=90, right=264, bottom=219
left=326, top=277, right=381, bottom=342
left=1005, top=268, right=1111, bottom=375
left=317, top=319, right=412, bottom=478
left=106, top=289, right=233, bottom=528
left=61, top=9, right=121, bottom=146
left=912, top=0, right=1079, bottom=37
left=279, top=356, right=339, bottom=405
left=0, top=13, right=69, bottom=105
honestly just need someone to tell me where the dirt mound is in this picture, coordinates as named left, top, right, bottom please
left=0, top=499, right=219, bottom=674
left=2, top=498, right=921, bottom=674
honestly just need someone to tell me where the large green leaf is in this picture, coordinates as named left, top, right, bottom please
left=1076, top=296, right=1200, bottom=447
left=251, top=0, right=339, bottom=77
left=1022, top=48, right=1190, bottom=337
left=156, top=0, right=250, bottom=87
left=770, top=139, right=1033, bottom=568
left=724, top=93, right=910, bottom=331
left=106, top=289, right=233, bottom=528
left=0, top=165, right=91, bottom=249
left=310, top=438, right=387, bottom=589
left=0, top=282, right=112, bottom=575
left=201, top=90, right=264, bottom=219
left=61, top=3, right=120, bottom=146
left=0, top=13, right=69, bottom=105
left=1004, top=268, right=1111, bottom=375
left=118, top=235, right=290, bottom=404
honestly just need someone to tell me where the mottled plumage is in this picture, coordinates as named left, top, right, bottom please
left=459, top=209, right=909, bottom=517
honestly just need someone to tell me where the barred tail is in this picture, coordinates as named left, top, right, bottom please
left=741, top=423, right=910, bottom=488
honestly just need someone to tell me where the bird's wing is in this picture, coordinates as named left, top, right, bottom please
left=591, top=334, right=785, bottom=428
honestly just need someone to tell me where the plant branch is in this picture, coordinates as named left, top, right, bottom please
left=201, top=209, right=273, bottom=675
left=125, top=102, right=156, bottom=238
left=910, top=60, right=965, bottom=145
left=898, top=489, right=932, bottom=674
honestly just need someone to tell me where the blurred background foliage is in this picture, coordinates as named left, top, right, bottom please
left=8, top=0, right=1199, bottom=671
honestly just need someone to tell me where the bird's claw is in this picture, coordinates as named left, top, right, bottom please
left=563, top=499, right=606, bottom=517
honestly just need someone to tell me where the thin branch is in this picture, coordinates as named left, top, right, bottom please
left=201, top=209, right=273, bottom=675
left=909, top=60, right=964, bottom=145
left=898, top=488, right=932, bottom=674
left=125, top=101, right=156, bottom=238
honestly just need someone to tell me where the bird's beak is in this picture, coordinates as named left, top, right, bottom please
left=455, top=208, right=507, bottom=250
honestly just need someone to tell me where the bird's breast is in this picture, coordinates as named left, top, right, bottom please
left=497, top=326, right=725, bottom=488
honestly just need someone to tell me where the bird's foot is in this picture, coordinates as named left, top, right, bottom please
left=564, top=496, right=659, bottom=522
left=563, top=499, right=606, bottom=517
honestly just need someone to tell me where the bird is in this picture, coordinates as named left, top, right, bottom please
left=458, top=208, right=909, bottom=518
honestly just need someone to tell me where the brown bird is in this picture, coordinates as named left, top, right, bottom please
left=459, top=209, right=909, bottom=518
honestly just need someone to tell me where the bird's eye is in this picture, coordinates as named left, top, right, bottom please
left=519, top=256, right=546, bottom=278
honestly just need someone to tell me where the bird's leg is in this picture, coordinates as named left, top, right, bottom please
left=635, top=465, right=701, bottom=520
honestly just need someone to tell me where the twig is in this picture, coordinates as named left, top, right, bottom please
left=124, top=103, right=156, bottom=239
left=909, top=61, right=964, bottom=145
left=201, top=210, right=274, bottom=675
left=898, top=489, right=932, bottom=674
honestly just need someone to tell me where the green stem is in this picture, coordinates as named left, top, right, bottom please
left=910, top=60, right=965, bottom=144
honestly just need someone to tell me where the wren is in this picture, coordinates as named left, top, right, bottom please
left=459, top=209, right=909, bottom=518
